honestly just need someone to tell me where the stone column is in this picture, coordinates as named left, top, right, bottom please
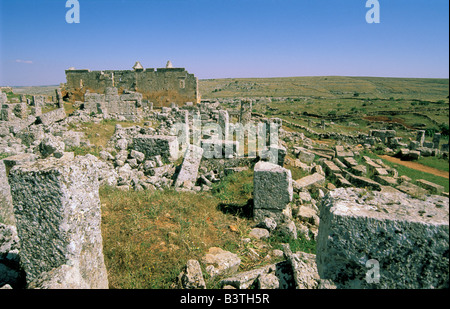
left=8, top=155, right=109, bottom=288
left=218, top=110, right=230, bottom=141
left=416, top=130, right=425, bottom=146
left=432, top=133, right=441, bottom=149
left=240, top=100, right=252, bottom=125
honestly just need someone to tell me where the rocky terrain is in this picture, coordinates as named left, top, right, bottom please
left=0, top=87, right=448, bottom=289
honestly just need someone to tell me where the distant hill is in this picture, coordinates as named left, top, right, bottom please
left=199, top=76, right=449, bottom=101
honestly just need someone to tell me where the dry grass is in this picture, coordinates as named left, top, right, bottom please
left=100, top=185, right=252, bottom=289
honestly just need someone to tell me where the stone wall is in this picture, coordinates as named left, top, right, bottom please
left=64, top=65, right=200, bottom=106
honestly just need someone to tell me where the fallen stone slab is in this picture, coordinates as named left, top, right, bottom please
left=219, top=261, right=295, bottom=289
left=321, top=160, right=341, bottom=176
left=350, top=164, right=367, bottom=176
left=294, top=173, right=325, bottom=190
left=174, top=144, right=203, bottom=188
left=344, top=171, right=382, bottom=191
left=282, top=243, right=320, bottom=289
left=333, top=173, right=353, bottom=188
left=416, top=179, right=445, bottom=195
left=343, top=157, right=358, bottom=167
left=396, top=182, right=428, bottom=197
left=374, top=175, right=398, bottom=186
left=333, top=158, right=348, bottom=170
left=374, top=167, right=389, bottom=176
left=317, top=188, right=449, bottom=289
left=35, top=108, right=66, bottom=126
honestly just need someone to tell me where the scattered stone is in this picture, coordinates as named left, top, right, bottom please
left=294, top=173, right=325, bottom=190
left=249, top=228, right=270, bottom=240
left=133, top=135, right=179, bottom=162
left=201, top=247, right=241, bottom=278
left=177, top=259, right=206, bottom=289
left=416, top=179, right=445, bottom=195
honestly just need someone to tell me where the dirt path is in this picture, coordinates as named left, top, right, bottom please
left=378, top=155, right=449, bottom=179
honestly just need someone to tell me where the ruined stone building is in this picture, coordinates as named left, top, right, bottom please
left=62, top=61, right=200, bottom=106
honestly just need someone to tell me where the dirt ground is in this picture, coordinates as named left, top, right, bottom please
left=378, top=155, right=449, bottom=179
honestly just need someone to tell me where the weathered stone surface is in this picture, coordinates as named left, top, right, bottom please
left=350, top=164, right=367, bottom=176
left=294, top=173, right=325, bottom=190
left=8, top=155, right=109, bottom=288
left=416, top=179, right=445, bottom=195
left=344, top=172, right=382, bottom=191
left=249, top=228, right=270, bottom=240
left=177, top=259, right=206, bottom=289
left=253, top=161, right=293, bottom=223
left=317, top=188, right=449, bottom=289
left=174, top=144, right=203, bottom=187
left=220, top=261, right=295, bottom=289
left=0, top=223, right=25, bottom=288
left=343, top=157, right=358, bottom=167
left=133, top=134, right=179, bottom=162
left=282, top=244, right=320, bottom=289
left=0, top=160, right=15, bottom=226
left=201, top=247, right=241, bottom=278
left=27, top=261, right=90, bottom=289
left=321, top=160, right=341, bottom=176
left=39, top=135, right=65, bottom=158
left=36, top=108, right=66, bottom=126
left=297, top=148, right=315, bottom=164
left=2, top=153, right=38, bottom=176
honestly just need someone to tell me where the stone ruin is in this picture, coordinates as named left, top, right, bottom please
left=0, top=85, right=448, bottom=289
left=63, top=61, right=200, bottom=105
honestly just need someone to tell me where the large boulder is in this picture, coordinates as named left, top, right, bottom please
left=8, top=155, right=109, bottom=288
left=317, top=188, right=449, bottom=289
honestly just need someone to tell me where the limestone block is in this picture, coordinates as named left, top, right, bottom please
left=8, top=155, right=109, bottom=288
left=0, top=93, right=7, bottom=105
left=297, top=148, right=315, bottom=164
left=174, top=144, right=203, bottom=187
left=317, top=188, right=449, bottom=289
left=133, top=135, right=179, bottom=162
left=294, top=173, right=325, bottom=190
left=177, top=259, right=206, bottom=289
left=36, top=108, right=66, bottom=126
left=0, top=161, right=14, bottom=226
left=321, top=160, right=341, bottom=176
left=416, top=179, right=445, bottom=195
left=39, top=134, right=65, bottom=158
left=201, top=247, right=241, bottom=278
left=253, top=161, right=293, bottom=222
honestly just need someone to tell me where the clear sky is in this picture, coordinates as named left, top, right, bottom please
left=0, top=0, right=448, bottom=86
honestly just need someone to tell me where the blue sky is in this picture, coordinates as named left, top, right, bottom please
left=0, top=0, right=448, bottom=86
